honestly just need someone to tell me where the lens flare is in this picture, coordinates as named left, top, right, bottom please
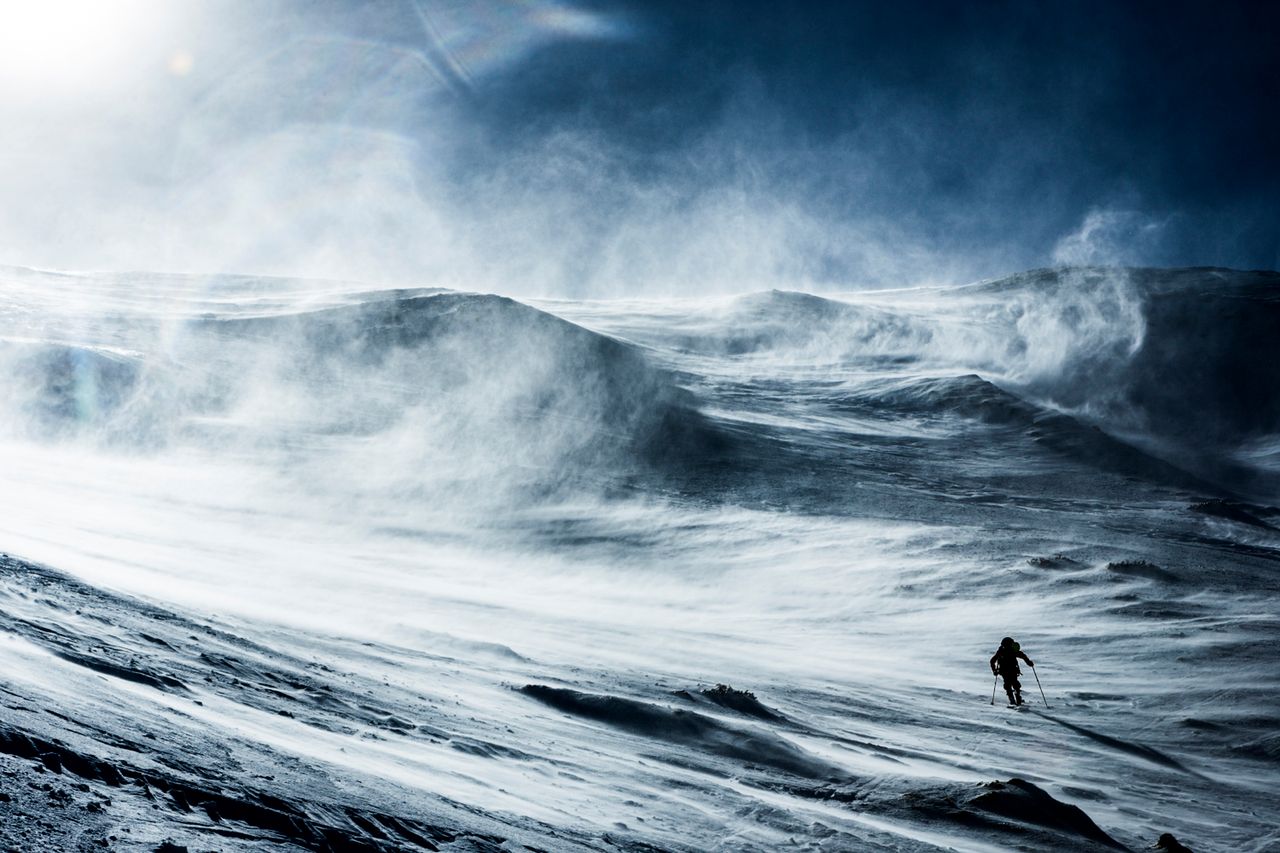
left=0, top=0, right=177, bottom=95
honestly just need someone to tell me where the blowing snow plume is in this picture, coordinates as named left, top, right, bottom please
left=0, top=267, right=725, bottom=506
left=965, top=267, right=1280, bottom=497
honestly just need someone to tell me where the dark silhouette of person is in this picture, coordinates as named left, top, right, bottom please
left=990, top=636, right=1034, bottom=705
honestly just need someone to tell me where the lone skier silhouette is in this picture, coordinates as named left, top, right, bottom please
left=990, top=637, right=1034, bottom=705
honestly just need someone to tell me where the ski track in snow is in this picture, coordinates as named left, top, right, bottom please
left=0, top=264, right=1277, bottom=851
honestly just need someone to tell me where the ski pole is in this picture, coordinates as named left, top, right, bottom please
left=990, top=675, right=998, bottom=705
left=1031, top=666, right=1049, bottom=708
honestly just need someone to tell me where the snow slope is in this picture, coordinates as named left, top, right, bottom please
left=1, top=265, right=1276, bottom=851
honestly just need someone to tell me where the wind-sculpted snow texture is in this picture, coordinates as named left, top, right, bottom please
left=0, top=265, right=1277, bottom=851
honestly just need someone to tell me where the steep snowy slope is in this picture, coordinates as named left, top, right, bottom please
left=1, top=265, right=1276, bottom=851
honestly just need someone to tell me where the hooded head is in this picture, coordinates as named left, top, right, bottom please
left=1001, top=637, right=1016, bottom=648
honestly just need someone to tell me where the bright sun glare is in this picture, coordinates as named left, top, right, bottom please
left=0, top=0, right=173, bottom=94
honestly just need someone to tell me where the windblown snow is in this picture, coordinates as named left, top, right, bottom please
left=0, top=265, right=1277, bottom=851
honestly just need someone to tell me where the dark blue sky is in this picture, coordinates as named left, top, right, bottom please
left=1, top=0, right=1274, bottom=288
left=451, top=0, right=1279, bottom=277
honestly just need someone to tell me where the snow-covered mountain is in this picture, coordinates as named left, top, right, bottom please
left=1, top=265, right=1276, bottom=851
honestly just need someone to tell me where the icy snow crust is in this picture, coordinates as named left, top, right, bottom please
left=0, top=265, right=1277, bottom=851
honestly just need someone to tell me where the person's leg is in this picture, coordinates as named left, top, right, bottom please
left=1011, top=676, right=1023, bottom=705
left=1002, top=674, right=1016, bottom=704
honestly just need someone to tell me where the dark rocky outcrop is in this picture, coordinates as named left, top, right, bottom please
left=1155, top=832, right=1194, bottom=852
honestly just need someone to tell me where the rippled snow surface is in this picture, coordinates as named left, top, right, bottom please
left=1, top=265, right=1277, bottom=851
